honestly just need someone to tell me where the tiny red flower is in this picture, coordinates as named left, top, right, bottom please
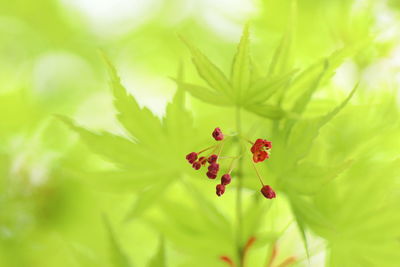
left=265, top=140, right=272, bottom=150
left=221, top=174, right=231, bottom=185
left=220, top=256, right=235, bottom=267
left=261, top=185, right=276, bottom=199
left=208, top=163, right=220, bottom=172
left=216, top=184, right=225, bottom=196
left=250, top=139, right=272, bottom=163
left=207, top=171, right=217, bottom=179
left=198, top=156, right=207, bottom=166
left=192, top=161, right=201, bottom=170
left=186, top=152, right=198, bottom=164
left=212, top=127, right=224, bottom=141
left=253, top=150, right=269, bottom=163
left=250, top=139, right=264, bottom=153
left=207, top=154, right=218, bottom=163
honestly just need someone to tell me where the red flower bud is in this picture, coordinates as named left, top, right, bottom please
left=192, top=161, right=201, bottom=170
left=253, top=150, right=269, bottom=163
left=198, top=156, right=207, bottom=166
left=186, top=152, right=198, bottom=164
left=208, top=163, right=220, bottom=172
left=207, top=154, right=218, bottom=163
left=261, top=185, right=276, bottom=199
left=216, top=184, right=225, bottom=196
left=250, top=139, right=272, bottom=163
left=220, top=256, right=235, bottom=267
left=265, top=140, right=272, bottom=150
left=221, top=174, right=231, bottom=185
left=212, top=127, right=224, bottom=141
left=250, top=139, right=265, bottom=153
left=206, top=171, right=217, bottom=179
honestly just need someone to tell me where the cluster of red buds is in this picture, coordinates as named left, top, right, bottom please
left=250, top=138, right=272, bottom=163
left=185, top=128, right=235, bottom=197
left=185, top=128, right=276, bottom=199
left=249, top=138, right=276, bottom=199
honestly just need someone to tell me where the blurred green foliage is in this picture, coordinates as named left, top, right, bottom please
left=1, top=0, right=399, bottom=266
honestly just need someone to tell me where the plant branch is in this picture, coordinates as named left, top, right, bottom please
left=235, top=106, right=244, bottom=267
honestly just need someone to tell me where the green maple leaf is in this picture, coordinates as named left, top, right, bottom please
left=179, top=25, right=289, bottom=120
left=59, top=56, right=195, bottom=220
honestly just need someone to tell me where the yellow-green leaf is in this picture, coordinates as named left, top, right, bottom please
left=173, top=80, right=233, bottom=106
left=102, top=53, right=163, bottom=146
left=180, top=36, right=233, bottom=98
left=231, top=24, right=251, bottom=101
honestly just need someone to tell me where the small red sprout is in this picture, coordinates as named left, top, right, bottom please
left=208, top=163, right=220, bottom=172
left=220, top=256, right=235, bottom=267
left=212, top=127, right=224, bottom=141
left=261, top=185, right=276, bottom=199
left=198, top=156, right=207, bottom=166
left=250, top=139, right=272, bottom=163
left=216, top=184, right=225, bottom=196
left=253, top=150, right=269, bottom=163
left=207, top=154, right=218, bottom=163
left=192, top=161, right=201, bottom=170
left=207, top=171, right=217, bottom=179
left=221, top=174, right=231, bottom=185
left=186, top=152, right=198, bottom=164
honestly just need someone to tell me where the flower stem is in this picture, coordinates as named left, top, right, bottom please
left=251, top=160, right=265, bottom=186
left=235, top=106, right=244, bottom=267
left=197, top=145, right=217, bottom=154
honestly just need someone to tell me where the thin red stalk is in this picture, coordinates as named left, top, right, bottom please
left=276, top=256, right=297, bottom=267
left=241, top=236, right=256, bottom=267
left=198, top=144, right=217, bottom=154
left=251, top=160, right=265, bottom=186
left=220, top=256, right=236, bottom=267
left=228, top=156, right=240, bottom=174
left=266, top=242, right=278, bottom=267
left=217, top=140, right=226, bottom=157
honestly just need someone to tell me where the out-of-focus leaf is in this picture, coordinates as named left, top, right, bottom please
left=245, top=70, right=297, bottom=105
left=316, top=159, right=400, bottom=267
left=268, top=0, right=296, bottom=76
left=284, top=161, right=352, bottom=195
left=242, top=194, right=273, bottom=239
left=180, top=36, right=233, bottom=98
left=286, top=84, right=357, bottom=163
left=147, top=237, right=167, bottom=267
left=103, top=217, right=132, bottom=267
left=102, top=53, right=163, bottom=146
left=319, top=83, right=358, bottom=126
left=82, top=170, right=173, bottom=194
left=124, top=179, right=172, bottom=221
left=245, top=104, right=287, bottom=120
left=289, top=194, right=334, bottom=260
left=182, top=180, right=231, bottom=235
left=250, top=58, right=263, bottom=84
left=291, top=208, right=310, bottom=262
left=147, top=200, right=233, bottom=258
left=57, top=115, right=154, bottom=168
left=70, top=243, right=101, bottom=267
left=291, top=60, right=328, bottom=116
left=164, top=68, right=195, bottom=150
left=268, top=34, right=292, bottom=77
left=231, top=24, right=251, bottom=100
left=251, top=232, right=280, bottom=250
left=172, top=80, right=232, bottom=106
left=286, top=48, right=353, bottom=104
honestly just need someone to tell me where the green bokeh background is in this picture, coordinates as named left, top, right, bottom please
left=0, top=0, right=399, bottom=266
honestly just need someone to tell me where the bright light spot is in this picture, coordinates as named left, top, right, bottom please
left=32, top=51, right=94, bottom=97
left=202, top=0, right=257, bottom=40
left=61, top=0, right=159, bottom=37
left=332, top=60, right=359, bottom=93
